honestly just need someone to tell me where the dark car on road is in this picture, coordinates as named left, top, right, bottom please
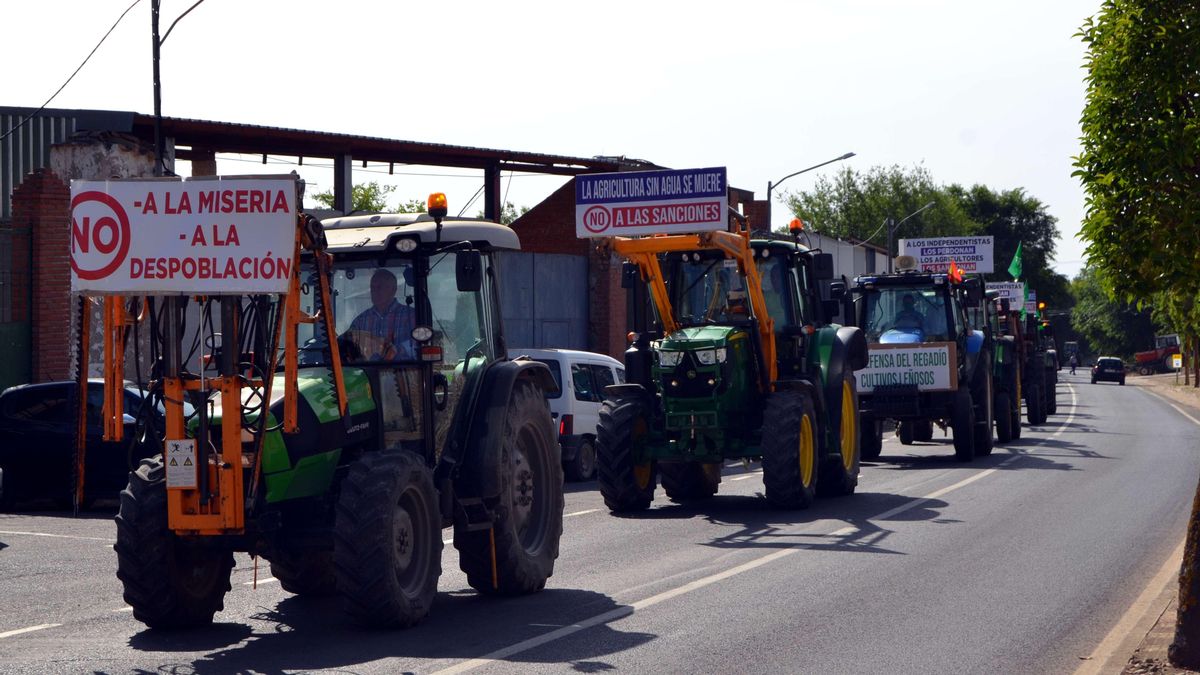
left=1091, top=357, right=1126, bottom=385
left=0, top=380, right=175, bottom=510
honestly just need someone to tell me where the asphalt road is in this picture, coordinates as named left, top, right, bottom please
left=1, top=371, right=1197, bottom=674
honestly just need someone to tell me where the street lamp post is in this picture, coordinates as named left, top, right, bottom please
left=766, top=152, right=855, bottom=230
left=151, top=0, right=207, bottom=176
left=886, top=201, right=936, bottom=273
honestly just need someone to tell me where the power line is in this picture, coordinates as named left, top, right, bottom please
left=0, top=0, right=142, bottom=143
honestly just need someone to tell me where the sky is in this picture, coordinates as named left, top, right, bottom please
left=3, top=0, right=1099, bottom=278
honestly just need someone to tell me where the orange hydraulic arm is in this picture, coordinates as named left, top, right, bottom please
left=608, top=226, right=777, bottom=387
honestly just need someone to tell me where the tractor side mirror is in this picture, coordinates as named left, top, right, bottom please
left=456, top=250, right=482, bottom=292
left=621, top=262, right=640, bottom=289
left=813, top=253, right=835, bottom=281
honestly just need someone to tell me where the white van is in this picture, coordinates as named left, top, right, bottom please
left=507, top=348, right=625, bottom=481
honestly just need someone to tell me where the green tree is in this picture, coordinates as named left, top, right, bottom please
left=947, top=184, right=1072, bottom=309
left=310, top=181, right=397, bottom=213
left=398, top=198, right=427, bottom=213
left=1070, top=266, right=1156, bottom=358
left=477, top=201, right=530, bottom=226
left=781, top=164, right=976, bottom=246
left=1075, top=2, right=1200, bottom=665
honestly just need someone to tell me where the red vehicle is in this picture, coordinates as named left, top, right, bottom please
left=1134, top=334, right=1180, bottom=375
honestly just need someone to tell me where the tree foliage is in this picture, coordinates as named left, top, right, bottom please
left=1075, top=2, right=1200, bottom=300
left=1070, top=266, right=1156, bottom=358
left=782, top=164, right=976, bottom=244
left=310, top=181, right=397, bottom=213
left=478, top=201, right=530, bottom=226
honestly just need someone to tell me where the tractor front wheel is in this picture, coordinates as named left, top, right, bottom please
left=660, top=462, right=722, bottom=502
left=994, top=391, right=1014, bottom=443
left=762, top=390, right=820, bottom=509
left=818, top=373, right=860, bottom=497
left=913, top=419, right=935, bottom=443
left=596, top=395, right=657, bottom=512
left=973, top=365, right=995, bottom=457
left=269, top=547, right=336, bottom=597
left=115, top=457, right=234, bottom=629
left=457, top=380, right=563, bottom=595
left=898, top=421, right=915, bottom=445
left=334, top=450, right=442, bottom=628
left=951, top=388, right=976, bottom=462
left=860, top=414, right=883, bottom=461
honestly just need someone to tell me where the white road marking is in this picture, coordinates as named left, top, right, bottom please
left=112, top=607, right=134, bottom=613
left=730, top=472, right=762, bottom=482
left=242, top=576, right=278, bottom=586
left=430, top=389, right=1082, bottom=674
left=0, top=624, right=61, bottom=639
left=565, top=509, right=599, bottom=518
left=0, top=530, right=114, bottom=543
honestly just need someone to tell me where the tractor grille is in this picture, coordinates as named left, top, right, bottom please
left=659, top=355, right=723, bottom=398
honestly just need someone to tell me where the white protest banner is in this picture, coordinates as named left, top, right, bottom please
left=857, top=342, right=958, bottom=393
left=575, top=167, right=727, bottom=238
left=986, top=281, right=1025, bottom=304
left=899, top=236, right=994, bottom=274
left=70, top=177, right=297, bottom=295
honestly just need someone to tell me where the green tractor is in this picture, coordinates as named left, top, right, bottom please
left=970, top=290, right=1021, bottom=443
left=594, top=224, right=868, bottom=511
left=108, top=190, right=564, bottom=629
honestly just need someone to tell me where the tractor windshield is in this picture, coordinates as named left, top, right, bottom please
left=861, top=285, right=952, bottom=342
left=663, top=252, right=755, bottom=327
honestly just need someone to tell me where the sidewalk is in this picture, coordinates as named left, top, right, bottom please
left=1117, top=373, right=1200, bottom=674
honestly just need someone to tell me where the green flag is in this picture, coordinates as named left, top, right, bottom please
left=1007, top=242, right=1023, bottom=281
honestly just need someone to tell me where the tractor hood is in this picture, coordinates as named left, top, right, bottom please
left=658, top=325, right=740, bottom=350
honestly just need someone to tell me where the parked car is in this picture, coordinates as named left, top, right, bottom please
left=509, top=348, right=625, bottom=481
left=1091, top=357, right=1126, bottom=385
left=0, top=380, right=179, bottom=510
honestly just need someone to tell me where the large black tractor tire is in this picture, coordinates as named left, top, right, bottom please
left=0, top=464, right=18, bottom=511
left=1026, top=383, right=1046, bottom=425
left=659, top=462, right=722, bottom=502
left=456, top=381, right=564, bottom=595
left=898, top=421, right=915, bottom=445
left=115, top=458, right=235, bottom=629
left=994, top=391, right=1014, bottom=444
left=860, top=414, right=884, bottom=461
left=334, top=450, right=442, bottom=628
left=818, top=371, right=861, bottom=498
left=913, top=419, right=935, bottom=443
left=973, top=366, right=995, bottom=457
left=269, top=547, right=336, bottom=597
left=596, top=395, right=657, bottom=512
left=1046, top=382, right=1058, bottom=415
left=564, top=438, right=597, bottom=482
left=762, top=390, right=820, bottom=509
left=951, top=388, right=976, bottom=462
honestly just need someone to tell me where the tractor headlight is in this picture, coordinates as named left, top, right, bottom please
left=658, top=350, right=683, bottom=367
left=694, top=348, right=719, bottom=365
left=394, top=236, right=419, bottom=253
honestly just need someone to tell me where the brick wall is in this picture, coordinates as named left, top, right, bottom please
left=745, top=199, right=770, bottom=231
left=11, top=169, right=71, bottom=382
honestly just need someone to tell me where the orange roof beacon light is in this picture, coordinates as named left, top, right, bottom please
left=428, top=192, right=449, bottom=242
left=788, top=218, right=805, bottom=233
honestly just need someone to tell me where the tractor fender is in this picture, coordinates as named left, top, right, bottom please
left=454, top=359, right=557, bottom=502
left=963, top=331, right=985, bottom=381
left=819, top=327, right=867, bottom=451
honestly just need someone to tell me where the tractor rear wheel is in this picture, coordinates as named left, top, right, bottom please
left=951, top=388, right=976, bottom=462
left=818, top=372, right=860, bottom=497
left=115, top=457, right=234, bottom=629
left=1026, top=383, right=1046, bottom=425
left=456, top=380, right=563, bottom=595
left=762, top=390, right=819, bottom=509
left=860, top=414, right=883, bottom=461
left=269, top=547, right=336, bottom=597
left=1046, top=383, right=1058, bottom=415
left=334, top=450, right=442, bottom=628
left=994, top=391, right=1014, bottom=443
left=660, top=462, right=721, bottom=502
left=596, top=395, right=657, bottom=512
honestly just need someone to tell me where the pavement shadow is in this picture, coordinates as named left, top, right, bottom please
left=698, top=491, right=952, bottom=556
left=127, top=588, right=652, bottom=674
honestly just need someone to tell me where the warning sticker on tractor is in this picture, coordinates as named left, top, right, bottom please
left=857, top=342, right=958, bottom=393
left=165, top=439, right=198, bottom=489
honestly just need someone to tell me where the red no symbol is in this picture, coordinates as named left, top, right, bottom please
left=70, top=191, right=131, bottom=280
left=583, top=206, right=611, bottom=233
